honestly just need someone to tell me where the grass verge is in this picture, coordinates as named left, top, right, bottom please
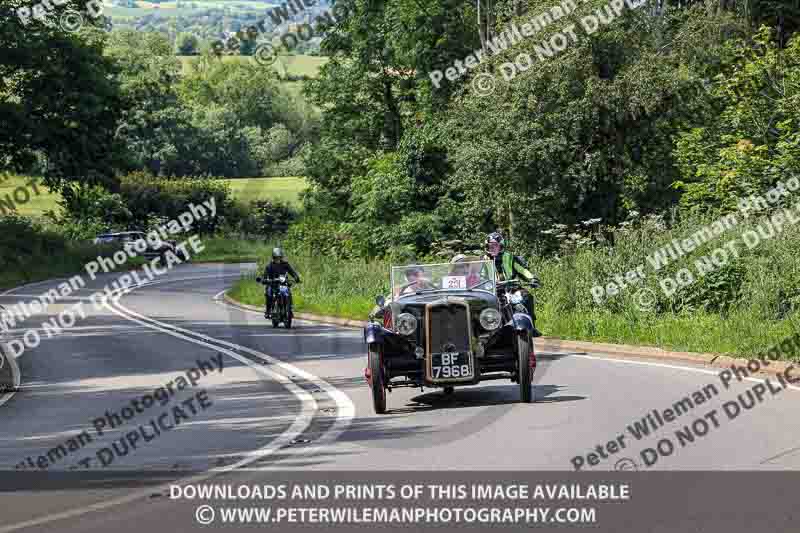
left=225, top=243, right=800, bottom=360
left=228, top=250, right=382, bottom=320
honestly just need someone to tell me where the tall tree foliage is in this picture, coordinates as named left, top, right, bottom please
left=296, top=0, right=798, bottom=258
left=674, top=26, right=800, bottom=214
left=0, top=1, right=123, bottom=191
left=304, top=0, right=480, bottom=213
left=107, top=33, right=313, bottom=177
left=443, top=2, right=749, bottom=251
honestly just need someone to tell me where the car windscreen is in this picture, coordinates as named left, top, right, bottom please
left=390, top=261, right=495, bottom=298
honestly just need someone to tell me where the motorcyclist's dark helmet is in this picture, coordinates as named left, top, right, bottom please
left=272, top=247, right=284, bottom=261
left=485, top=232, right=505, bottom=258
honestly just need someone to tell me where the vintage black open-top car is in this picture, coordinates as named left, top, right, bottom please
left=363, top=260, right=537, bottom=414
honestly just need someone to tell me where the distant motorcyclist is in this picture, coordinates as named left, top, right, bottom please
left=483, top=232, right=542, bottom=337
left=263, top=248, right=301, bottom=318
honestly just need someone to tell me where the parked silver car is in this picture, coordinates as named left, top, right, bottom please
left=92, top=231, right=185, bottom=263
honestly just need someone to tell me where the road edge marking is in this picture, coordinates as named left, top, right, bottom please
left=0, top=272, right=351, bottom=533
left=0, top=341, right=20, bottom=409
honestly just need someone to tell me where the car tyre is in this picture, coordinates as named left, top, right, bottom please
left=517, top=332, right=533, bottom=403
left=368, top=345, right=387, bottom=414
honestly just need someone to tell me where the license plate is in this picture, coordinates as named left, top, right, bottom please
left=430, top=351, right=473, bottom=380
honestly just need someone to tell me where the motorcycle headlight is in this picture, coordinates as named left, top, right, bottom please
left=479, top=308, right=502, bottom=330
left=510, top=291, right=524, bottom=305
left=395, top=313, right=418, bottom=336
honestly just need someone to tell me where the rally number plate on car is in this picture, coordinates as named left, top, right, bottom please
left=430, top=351, right=474, bottom=380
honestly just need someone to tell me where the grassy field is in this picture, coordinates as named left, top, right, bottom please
left=105, top=0, right=278, bottom=17
left=219, top=177, right=307, bottom=207
left=0, top=175, right=306, bottom=216
left=144, top=0, right=276, bottom=8
left=273, top=55, right=328, bottom=77
left=177, top=55, right=328, bottom=78
left=0, top=175, right=61, bottom=217
left=105, top=5, right=196, bottom=17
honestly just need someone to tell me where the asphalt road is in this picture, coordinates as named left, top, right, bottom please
left=2, top=263, right=800, bottom=532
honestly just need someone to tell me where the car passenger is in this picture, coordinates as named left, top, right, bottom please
left=398, top=266, right=428, bottom=296
left=449, top=254, right=482, bottom=288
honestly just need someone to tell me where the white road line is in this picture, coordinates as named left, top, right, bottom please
left=0, top=278, right=73, bottom=296
left=0, top=343, right=20, bottom=410
left=8, top=271, right=798, bottom=530
left=117, top=283, right=356, bottom=450
left=211, top=289, right=358, bottom=466
left=106, top=274, right=355, bottom=450
left=0, top=273, right=352, bottom=533
left=0, top=274, right=242, bottom=408
left=220, top=288, right=800, bottom=394
left=212, top=288, right=227, bottom=300
left=571, top=353, right=800, bottom=391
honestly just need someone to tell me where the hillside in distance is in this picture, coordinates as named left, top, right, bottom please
left=105, top=0, right=334, bottom=51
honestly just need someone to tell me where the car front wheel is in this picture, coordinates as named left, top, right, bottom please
left=517, top=332, right=533, bottom=403
left=368, top=345, right=387, bottom=414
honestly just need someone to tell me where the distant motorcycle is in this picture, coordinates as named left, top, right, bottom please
left=256, top=274, right=295, bottom=329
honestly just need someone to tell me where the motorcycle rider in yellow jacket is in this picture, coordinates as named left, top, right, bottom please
left=483, top=232, right=542, bottom=337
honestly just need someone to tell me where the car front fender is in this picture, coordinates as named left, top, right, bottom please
left=512, top=312, right=534, bottom=332
left=364, top=322, right=392, bottom=345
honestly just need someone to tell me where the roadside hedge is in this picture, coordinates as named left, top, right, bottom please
left=118, top=171, right=231, bottom=234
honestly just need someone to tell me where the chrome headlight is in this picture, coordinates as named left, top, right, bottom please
left=510, top=291, right=524, bottom=305
left=479, top=308, right=501, bottom=330
left=395, top=313, right=418, bottom=336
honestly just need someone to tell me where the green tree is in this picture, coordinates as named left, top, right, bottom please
left=0, top=1, right=124, bottom=191
left=105, top=31, right=199, bottom=176
left=303, top=0, right=481, bottom=214
left=674, top=27, right=800, bottom=215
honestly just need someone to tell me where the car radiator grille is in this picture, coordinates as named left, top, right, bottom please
left=427, top=304, right=470, bottom=354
